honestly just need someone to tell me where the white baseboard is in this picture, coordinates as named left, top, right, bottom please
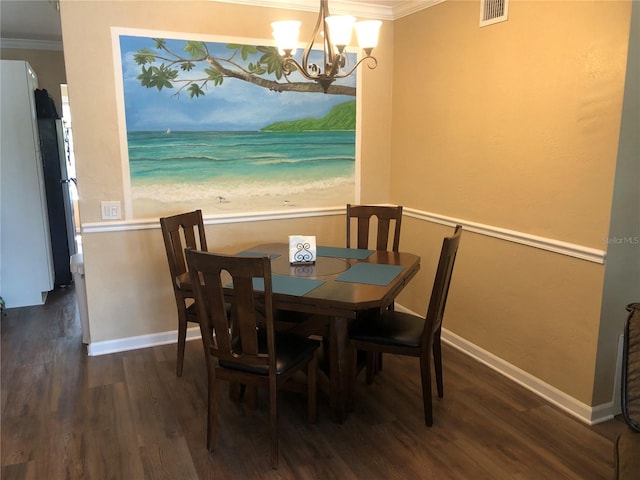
left=87, top=326, right=201, bottom=356
left=391, top=304, right=617, bottom=426
left=441, top=328, right=617, bottom=425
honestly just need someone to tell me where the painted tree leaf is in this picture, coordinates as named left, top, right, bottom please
left=136, top=65, right=154, bottom=87
left=187, top=83, right=205, bottom=98
left=149, top=64, right=177, bottom=91
left=248, top=62, right=266, bottom=75
left=236, top=44, right=259, bottom=61
left=153, top=38, right=166, bottom=50
left=184, top=41, right=207, bottom=58
left=205, top=67, right=224, bottom=86
left=133, top=48, right=157, bottom=65
left=258, top=49, right=288, bottom=79
left=180, top=61, right=195, bottom=71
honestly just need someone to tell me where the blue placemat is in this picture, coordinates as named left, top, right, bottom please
left=317, top=246, right=374, bottom=260
left=252, top=275, right=324, bottom=296
left=235, top=250, right=281, bottom=259
left=336, top=263, right=405, bottom=286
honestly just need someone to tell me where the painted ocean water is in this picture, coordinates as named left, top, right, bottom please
left=128, top=130, right=355, bottom=206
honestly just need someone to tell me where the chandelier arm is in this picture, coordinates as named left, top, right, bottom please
left=320, top=0, right=338, bottom=79
left=327, top=55, right=378, bottom=80
left=282, top=57, right=317, bottom=82
left=300, top=0, right=327, bottom=79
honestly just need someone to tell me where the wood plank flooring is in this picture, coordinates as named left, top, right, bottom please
left=1, top=286, right=627, bottom=479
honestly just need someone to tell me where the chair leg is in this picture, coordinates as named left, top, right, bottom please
left=374, top=304, right=394, bottom=375
left=419, top=355, right=434, bottom=427
left=269, top=378, right=278, bottom=469
left=365, top=352, right=376, bottom=384
left=176, top=308, right=188, bottom=377
left=207, top=372, right=218, bottom=451
left=347, top=344, right=357, bottom=411
left=376, top=352, right=383, bottom=372
left=308, top=353, right=318, bottom=423
left=433, top=329, right=444, bottom=398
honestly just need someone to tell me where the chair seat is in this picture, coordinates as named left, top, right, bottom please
left=220, top=332, right=320, bottom=376
left=350, top=310, right=424, bottom=348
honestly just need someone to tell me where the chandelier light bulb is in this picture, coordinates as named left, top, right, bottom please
left=354, top=20, right=381, bottom=51
left=272, top=20, right=301, bottom=55
left=325, top=15, right=355, bottom=49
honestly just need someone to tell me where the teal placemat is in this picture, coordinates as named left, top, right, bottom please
left=317, top=246, right=374, bottom=260
left=235, top=250, right=281, bottom=259
left=336, top=263, right=405, bottom=286
left=252, top=275, right=324, bottom=296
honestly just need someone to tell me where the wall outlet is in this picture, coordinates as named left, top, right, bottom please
left=101, top=201, right=121, bottom=220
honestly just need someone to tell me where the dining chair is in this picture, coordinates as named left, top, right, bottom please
left=346, top=204, right=403, bottom=252
left=159, top=209, right=208, bottom=377
left=185, top=249, right=321, bottom=469
left=346, top=203, right=404, bottom=376
left=348, top=225, right=462, bottom=426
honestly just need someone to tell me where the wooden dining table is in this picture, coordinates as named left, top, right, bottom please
left=234, top=243, right=421, bottom=422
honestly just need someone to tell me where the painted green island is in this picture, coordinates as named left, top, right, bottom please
left=260, top=100, right=356, bottom=132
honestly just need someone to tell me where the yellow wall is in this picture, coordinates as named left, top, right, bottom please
left=58, top=0, right=634, bottom=411
left=0, top=47, right=66, bottom=110
left=390, top=1, right=632, bottom=405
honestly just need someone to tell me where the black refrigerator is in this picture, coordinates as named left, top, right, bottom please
left=35, top=89, right=76, bottom=287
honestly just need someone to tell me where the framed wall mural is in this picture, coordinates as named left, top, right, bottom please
left=116, top=31, right=358, bottom=219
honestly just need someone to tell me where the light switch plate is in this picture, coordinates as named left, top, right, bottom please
left=101, top=201, right=121, bottom=220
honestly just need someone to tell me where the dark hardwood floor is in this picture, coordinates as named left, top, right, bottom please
left=1, top=286, right=626, bottom=479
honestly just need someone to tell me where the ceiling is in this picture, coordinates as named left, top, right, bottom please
left=0, top=0, right=436, bottom=49
left=0, top=1, right=62, bottom=44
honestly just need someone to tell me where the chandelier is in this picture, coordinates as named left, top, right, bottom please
left=271, top=0, right=382, bottom=93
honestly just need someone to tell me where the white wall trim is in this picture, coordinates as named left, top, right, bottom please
left=441, top=328, right=615, bottom=425
left=81, top=205, right=345, bottom=234
left=87, top=326, right=201, bottom=357
left=392, top=0, right=445, bottom=19
left=0, top=38, right=63, bottom=51
left=388, top=304, right=613, bottom=425
left=82, top=205, right=607, bottom=265
left=404, top=207, right=606, bottom=264
left=208, top=0, right=443, bottom=20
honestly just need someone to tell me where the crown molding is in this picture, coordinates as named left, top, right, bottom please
left=392, top=0, right=444, bottom=19
left=0, top=38, right=63, bottom=51
left=209, top=0, right=440, bottom=21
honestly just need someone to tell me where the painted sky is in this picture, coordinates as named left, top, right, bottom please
left=119, top=35, right=357, bottom=132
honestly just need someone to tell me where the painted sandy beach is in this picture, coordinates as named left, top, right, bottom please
left=133, top=181, right=355, bottom=218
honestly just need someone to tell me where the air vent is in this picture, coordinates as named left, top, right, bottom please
left=480, top=0, right=509, bottom=27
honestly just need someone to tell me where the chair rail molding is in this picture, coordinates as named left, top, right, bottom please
left=81, top=206, right=345, bottom=233
left=403, top=207, right=606, bottom=264
left=82, top=205, right=606, bottom=264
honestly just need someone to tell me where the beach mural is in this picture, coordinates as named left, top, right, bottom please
left=118, top=34, right=358, bottom=218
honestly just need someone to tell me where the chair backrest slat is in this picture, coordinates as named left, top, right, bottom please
left=160, top=210, right=207, bottom=290
left=186, top=250, right=274, bottom=369
left=422, top=225, right=462, bottom=346
left=346, top=204, right=403, bottom=252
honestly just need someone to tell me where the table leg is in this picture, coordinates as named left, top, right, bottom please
left=329, top=316, right=349, bottom=423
